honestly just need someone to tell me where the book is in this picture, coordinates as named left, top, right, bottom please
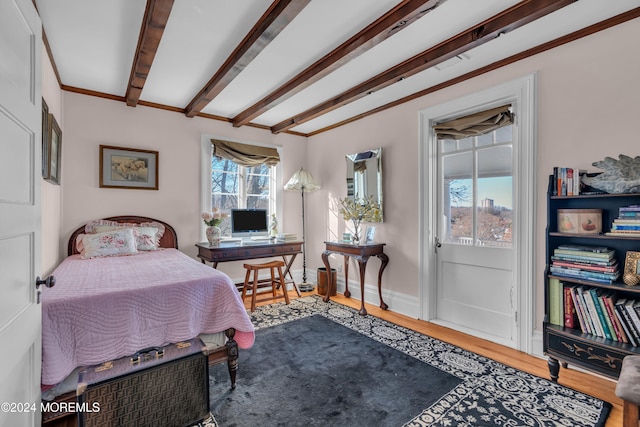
left=611, top=224, right=640, bottom=230
left=582, top=288, right=604, bottom=337
left=556, top=244, right=612, bottom=253
left=619, top=205, right=640, bottom=212
left=594, top=289, right=616, bottom=341
left=548, top=278, right=563, bottom=326
left=551, top=260, right=618, bottom=273
left=553, top=249, right=614, bottom=260
left=569, top=286, right=589, bottom=334
left=602, top=292, right=626, bottom=342
left=573, top=168, right=586, bottom=195
left=626, top=299, right=640, bottom=338
left=577, top=286, right=597, bottom=335
left=617, top=298, right=640, bottom=343
left=551, top=255, right=616, bottom=266
left=589, top=288, right=613, bottom=340
left=614, top=301, right=638, bottom=347
left=617, top=299, right=640, bottom=345
left=549, top=266, right=618, bottom=283
left=566, top=168, right=574, bottom=196
left=563, top=285, right=578, bottom=329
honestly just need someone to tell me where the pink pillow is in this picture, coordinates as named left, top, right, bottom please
left=79, top=228, right=138, bottom=259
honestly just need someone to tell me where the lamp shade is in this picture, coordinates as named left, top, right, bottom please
left=284, top=167, right=320, bottom=192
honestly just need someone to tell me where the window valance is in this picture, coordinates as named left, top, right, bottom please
left=433, top=105, right=512, bottom=140
left=211, top=139, right=280, bottom=167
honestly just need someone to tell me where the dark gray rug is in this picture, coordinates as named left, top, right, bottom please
left=209, top=296, right=611, bottom=427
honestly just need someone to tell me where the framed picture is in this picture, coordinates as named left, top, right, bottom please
left=100, top=145, right=158, bottom=190
left=623, top=251, right=640, bottom=286
left=41, top=98, right=49, bottom=178
left=44, top=113, right=62, bottom=185
left=365, top=225, right=376, bottom=243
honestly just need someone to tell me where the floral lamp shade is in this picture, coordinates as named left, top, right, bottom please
left=284, top=168, right=320, bottom=193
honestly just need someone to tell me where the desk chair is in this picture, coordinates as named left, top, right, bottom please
left=241, top=260, right=290, bottom=312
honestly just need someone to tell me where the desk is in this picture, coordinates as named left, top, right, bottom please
left=321, top=241, right=388, bottom=316
left=196, top=241, right=303, bottom=295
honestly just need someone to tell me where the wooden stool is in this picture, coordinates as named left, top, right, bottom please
left=241, top=260, right=289, bottom=312
left=616, top=355, right=640, bottom=427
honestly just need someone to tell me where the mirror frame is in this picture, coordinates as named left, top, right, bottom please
left=346, top=147, right=383, bottom=222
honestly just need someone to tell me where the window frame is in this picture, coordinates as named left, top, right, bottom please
left=200, top=136, right=282, bottom=239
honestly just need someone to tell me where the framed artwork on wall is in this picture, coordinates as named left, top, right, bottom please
left=99, top=145, right=158, bottom=190
left=44, top=113, right=62, bottom=185
left=623, top=251, right=640, bottom=286
left=41, top=98, right=49, bottom=178
left=365, top=225, right=376, bottom=243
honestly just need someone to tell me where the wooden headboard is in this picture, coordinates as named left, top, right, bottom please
left=67, top=216, right=179, bottom=256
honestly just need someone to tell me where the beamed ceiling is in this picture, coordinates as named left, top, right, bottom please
left=35, top=0, right=640, bottom=137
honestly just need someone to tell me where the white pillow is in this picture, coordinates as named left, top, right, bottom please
left=80, top=228, right=138, bottom=259
left=92, top=224, right=161, bottom=251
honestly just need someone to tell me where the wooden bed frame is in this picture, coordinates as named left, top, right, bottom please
left=44, top=216, right=240, bottom=426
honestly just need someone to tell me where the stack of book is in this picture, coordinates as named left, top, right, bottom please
left=275, top=233, right=297, bottom=242
left=552, top=167, right=587, bottom=196
left=549, top=278, right=640, bottom=346
left=605, top=205, right=640, bottom=237
left=550, top=244, right=619, bottom=284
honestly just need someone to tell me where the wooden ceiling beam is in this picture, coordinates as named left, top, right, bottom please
left=270, top=0, right=576, bottom=134
left=231, top=0, right=445, bottom=128
left=184, top=0, right=310, bottom=118
left=125, top=0, right=174, bottom=107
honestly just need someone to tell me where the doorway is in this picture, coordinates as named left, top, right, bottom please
left=419, top=74, right=537, bottom=352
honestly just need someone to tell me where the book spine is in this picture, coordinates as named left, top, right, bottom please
left=551, top=261, right=617, bottom=273
left=617, top=302, right=640, bottom=346
left=595, top=291, right=617, bottom=341
left=551, top=255, right=615, bottom=266
left=614, top=305, right=638, bottom=346
left=548, top=278, right=563, bottom=326
left=566, top=168, right=574, bottom=196
left=563, top=285, right=577, bottom=328
left=582, top=289, right=604, bottom=337
left=611, top=225, right=640, bottom=230
left=603, top=294, right=625, bottom=342
left=578, top=288, right=597, bottom=335
left=626, top=301, right=640, bottom=338
left=549, top=267, right=617, bottom=282
left=569, top=286, right=588, bottom=333
left=553, top=250, right=612, bottom=259
left=552, top=168, right=558, bottom=196
left=589, top=288, right=613, bottom=340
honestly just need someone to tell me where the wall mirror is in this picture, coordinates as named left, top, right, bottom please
left=346, top=147, right=383, bottom=222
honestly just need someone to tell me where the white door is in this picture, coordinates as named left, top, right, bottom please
left=434, top=125, right=516, bottom=348
left=0, top=0, right=43, bottom=425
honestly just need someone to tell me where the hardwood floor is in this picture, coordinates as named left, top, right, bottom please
left=247, top=290, right=624, bottom=426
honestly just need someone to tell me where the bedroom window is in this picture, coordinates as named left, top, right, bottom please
left=202, top=138, right=280, bottom=237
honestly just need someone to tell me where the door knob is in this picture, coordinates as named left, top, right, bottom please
left=35, top=276, right=55, bottom=289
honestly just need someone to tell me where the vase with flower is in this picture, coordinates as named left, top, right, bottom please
left=202, top=209, right=226, bottom=245
left=338, top=195, right=381, bottom=244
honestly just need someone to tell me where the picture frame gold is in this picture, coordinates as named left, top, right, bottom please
left=99, top=145, right=158, bottom=190
left=623, top=251, right=640, bottom=286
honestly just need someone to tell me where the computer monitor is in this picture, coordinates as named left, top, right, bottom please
left=230, top=209, right=269, bottom=239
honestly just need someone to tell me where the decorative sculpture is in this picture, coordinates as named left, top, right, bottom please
left=581, top=154, right=640, bottom=194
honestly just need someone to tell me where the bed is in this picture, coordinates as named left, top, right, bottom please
left=41, top=216, right=255, bottom=423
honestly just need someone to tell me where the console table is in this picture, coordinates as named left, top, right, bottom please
left=196, top=241, right=303, bottom=296
left=321, top=241, right=388, bottom=316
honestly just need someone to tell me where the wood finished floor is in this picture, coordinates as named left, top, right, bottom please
left=245, top=290, right=623, bottom=427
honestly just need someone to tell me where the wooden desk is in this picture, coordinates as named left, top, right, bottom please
left=196, top=241, right=303, bottom=295
left=321, top=241, right=388, bottom=316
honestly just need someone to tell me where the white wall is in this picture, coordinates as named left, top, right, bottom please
left=60, top=93, right=307, bottom=280
left=41, top=42, right=63, bottom=275
left=305, top=18, right=640, bottom=326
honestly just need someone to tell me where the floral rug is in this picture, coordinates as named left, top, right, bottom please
left=211, top=295, right=611, bottom=426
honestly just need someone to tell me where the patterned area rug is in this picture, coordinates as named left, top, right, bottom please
left=211, top=296, right=610, bottom=426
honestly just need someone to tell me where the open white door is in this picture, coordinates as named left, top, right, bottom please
left=0, top=0, right=43, bottom=425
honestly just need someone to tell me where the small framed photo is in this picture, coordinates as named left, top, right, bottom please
left=100, top=145, right=158, bottom=190
left=365, top=226, right=376, bottom=243
left=44, top=113, right=62, bottom=185
left=623, top=251, right=640, bottom=286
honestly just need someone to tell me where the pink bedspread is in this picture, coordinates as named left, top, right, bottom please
left=41, top=249, right=255, bottom=386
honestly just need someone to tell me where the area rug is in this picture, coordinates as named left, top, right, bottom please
left=209, top=296, right=611, bottom=426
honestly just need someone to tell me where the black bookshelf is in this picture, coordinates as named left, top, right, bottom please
left=543, top=174, right=640, bottom=381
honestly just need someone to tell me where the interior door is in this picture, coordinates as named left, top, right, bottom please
left=0, top=0, right=42, bottom=425
left=434, top=126, right=516, bottom=347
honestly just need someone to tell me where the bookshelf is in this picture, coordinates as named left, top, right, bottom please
left=544, top=174, right=640, bottom=381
